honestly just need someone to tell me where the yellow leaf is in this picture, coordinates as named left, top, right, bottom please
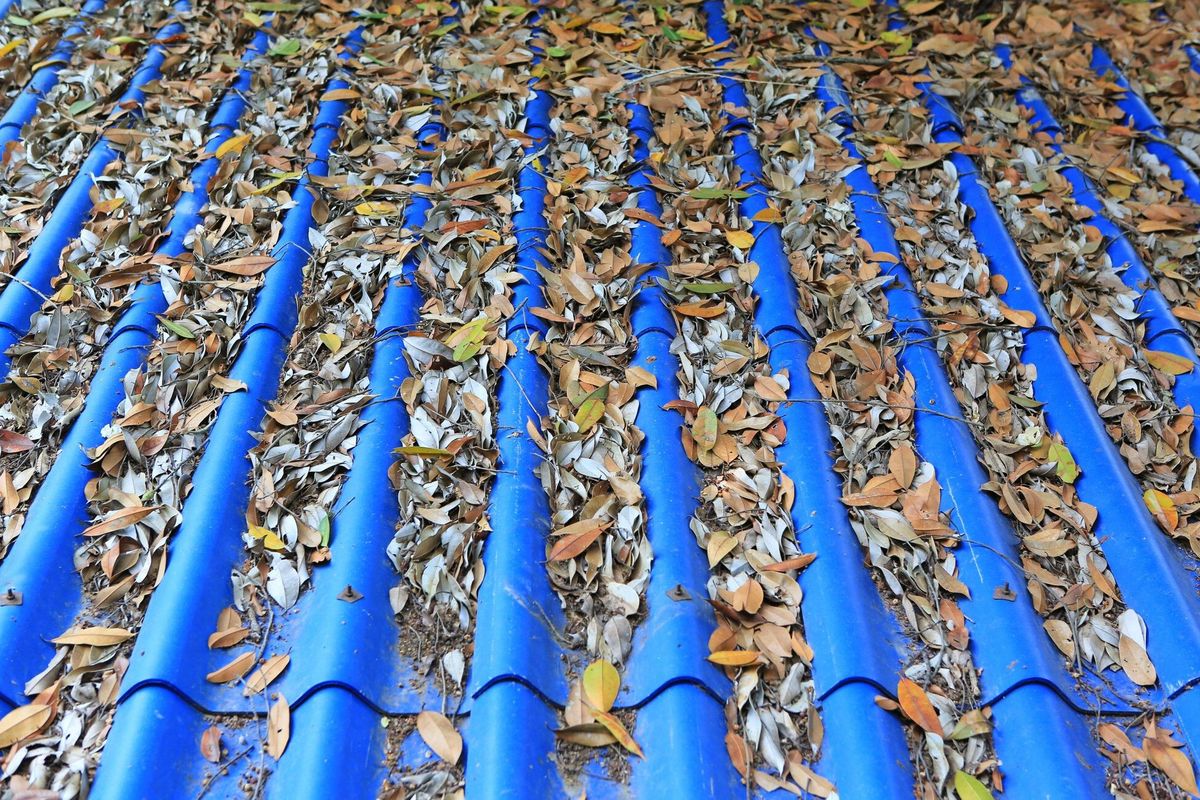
left=752, top=207, right=783, bottom=223
left=416, top=710, right=462, bottom=764
left=582, top=660, right=620, bottom=712
left=1146, top=349, right=1195, bottom=376
left=215, top=133, right=251, bottom=160
left=1106, top=164, right=1140, bottom=186
left=0, top=39, right=27, bottom=59
left=953, top=771, right=995, bottom=800
left=354, top=201, right=397, bottom=217
left=707, top=650, right=761, bottom=667
left=725, top=229, right=755, bottom=250
left=319, top=332, right=342, bottom=353
left=1144, top=488, right=1178, bottom=532
left=29, top=7, right=75, bottom=24
left=692, top=407, right=718, bottom=452
left=593, top=710, right=644, bottom=758
left=0, top=704, right=52, bottom=748
left=573, top=383, right=609, bottom=433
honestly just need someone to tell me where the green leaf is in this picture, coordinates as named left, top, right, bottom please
left=156, top=315, right=195, bottom=339
left=692, top=407, right=719, bottom=452
left=689, top=187, right=750, bottom=200
left=395, top=446, right=454, bottom=458
left=431, top=21, right=459, bottom=36
left=6, top=15, right=31, bottom=26
left=67, top=98, right=95, bottom=116
left=249, top=2, right=302, bottom=10
left=573, top=383, right=610, bottom=433
left=318, top=514, right=331, bottom=548
left=681, top=281, right=735, bottom=294
left=883, top=151, right=904, bottom=168
left=547, top=46, right=568, bottom=57
left=1048, top=441, right=1078, bottom=484
left=268, top=38, right=301, bottom=57
left=953, top=771, right=995, bottom=800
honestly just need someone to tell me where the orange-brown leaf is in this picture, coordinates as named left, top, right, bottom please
left=897, top=678, right=943, bottom=736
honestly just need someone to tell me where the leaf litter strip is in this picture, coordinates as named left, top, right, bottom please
left=0, top=8, right=353, bottom=796
left=0, top=0, right=217, bottom=565
left=0, top=0, right=89, bottom=103
left=808, top=2, right=1199, bottom=795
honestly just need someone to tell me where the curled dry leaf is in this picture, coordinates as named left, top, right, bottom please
left=206, top=652, right=255, bottom=684
left=555, top=723, right=618, bottom=748
left=592, top=710, right=644, bottom=758
left=200, top=725, right=221, bottom=763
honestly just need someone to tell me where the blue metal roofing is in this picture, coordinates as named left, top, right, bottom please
left=2, top=0, right=1200, bottom=797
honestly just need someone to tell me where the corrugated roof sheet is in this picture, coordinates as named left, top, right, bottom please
left=2, top=0, right=1200, bottom=797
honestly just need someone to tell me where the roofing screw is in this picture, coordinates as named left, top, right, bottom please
left=0, top=587, right=21, bottom=606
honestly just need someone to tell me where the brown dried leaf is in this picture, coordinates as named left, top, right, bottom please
left=416, top=710, right=462, bottom=765
left=896, top=678, right=943, bottom=736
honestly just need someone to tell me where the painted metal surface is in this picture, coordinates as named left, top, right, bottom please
left=2, top=0, right=1200, bottom=797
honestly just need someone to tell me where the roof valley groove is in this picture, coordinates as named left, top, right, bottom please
left=799, top=14, right=1114, bottom=797
left=704, top=1, right=922, bottom=797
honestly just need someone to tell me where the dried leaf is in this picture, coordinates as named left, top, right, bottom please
left=593, top=710, right=644, bottom=758
left=896, top=678, right=943, bottom=736
left=548, top=518, right=609, bottom=561
left=1145, top=735, right=1200, bottom=795
left=200, top=725, right=222, bottom=763
left=206, top=652, right=256, bottom=684
left=51, top=626, right=134, bottom=646
left=1146, top=349, right=1195, bottom=376
left=0, top=430, right=34, bottom=453
left=267, top=695, right=290, bottom=759
left=244, top=654, right=290, bottom=695
left=416, top=710, right=462, bottom=764
left=0, top=704, right=52, bottom=748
